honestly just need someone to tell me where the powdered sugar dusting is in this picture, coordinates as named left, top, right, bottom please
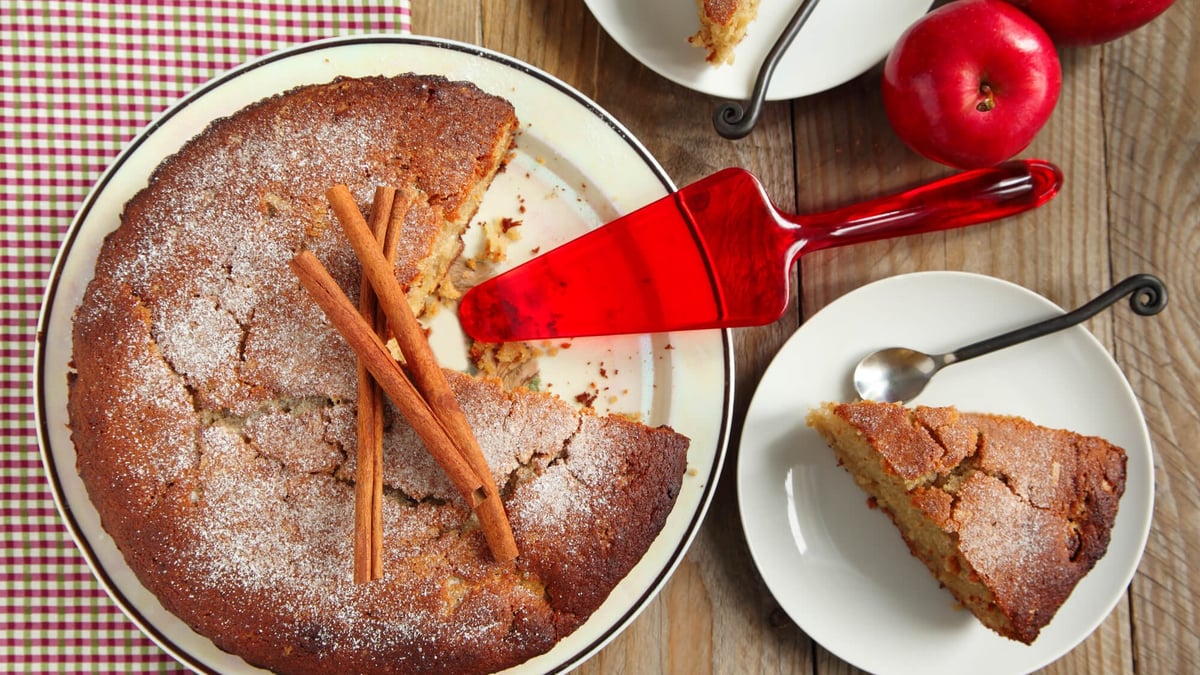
left=192, top=423, right=294, bottom=587
left=510, top=463, right=586, bottom=535
left=245, top=404, right=344, bottom=474
left=153, top=294, right=243, bottom=407
left=68, top=75, right=689, bottom=673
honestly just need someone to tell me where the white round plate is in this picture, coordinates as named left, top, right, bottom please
left=737, top=271, right=1153, bottom=674
left=35, top=36, right=732, bottom=674
left=584, top=0, right=934, bottom=100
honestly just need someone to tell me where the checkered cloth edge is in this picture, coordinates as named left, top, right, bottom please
left=1, top=2, right=410, bottom=671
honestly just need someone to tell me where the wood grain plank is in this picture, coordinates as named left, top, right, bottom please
left=409, top=0, right=479, bottom=44
left=469, top=2, right=810, bottom=672
left=792, top=27, right=1131, bottom=675
left=410, top=4, right=1198, bottom=673
left=480, top=0, right=602, bottom=97
left=482, top=2, right=811, bottom=667
left=796, top=48, right=1113, bottom=317
left=1101, top=3, right=1200, bottom=674
left=790, top=66, right=950, bottom=675
left=999, top=37, right=1134, bottom=675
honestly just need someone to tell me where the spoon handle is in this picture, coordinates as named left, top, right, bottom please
left=951, top=274, right=1168, bottom=363
left=713, top=0, right=820, bottom=139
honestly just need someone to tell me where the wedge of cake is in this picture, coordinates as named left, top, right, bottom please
left=806, top=401, right=1127, bottom=644
left=68, top=74, right=692, bottom=674
left=688, top=0, right=762, bottom=65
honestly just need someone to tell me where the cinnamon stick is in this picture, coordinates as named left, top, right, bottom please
left=327, top=184, right=519, bottom=562
left=352, top=186, right=395, bottom=583
left=290, top=251, right=487, bottom=514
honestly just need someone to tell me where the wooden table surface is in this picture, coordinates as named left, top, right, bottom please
left=416, top=2, right=1198, bottom=673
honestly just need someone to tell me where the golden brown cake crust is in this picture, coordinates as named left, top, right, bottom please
left=702, top=0, right=740, bottom=24
left=68, top=75, right=690, bottom=674
left=689, top=0, right=762, bottom=65
left=808, top=401, right=1127, bottom=644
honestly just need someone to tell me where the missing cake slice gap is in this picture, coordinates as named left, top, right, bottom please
left=806, top=401, right=1127, bottom=644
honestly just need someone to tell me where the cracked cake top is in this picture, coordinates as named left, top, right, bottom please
left=67, top=74, right=690, bottom=674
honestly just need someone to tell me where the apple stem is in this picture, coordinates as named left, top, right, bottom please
left=977, top=83, right=997, bottom=112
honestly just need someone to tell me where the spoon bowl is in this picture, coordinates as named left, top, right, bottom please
left=853, top=274, right=1168, bottom=403
left=854, top=348, right=945, bottom=403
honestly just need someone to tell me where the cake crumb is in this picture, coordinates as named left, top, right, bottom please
left=469, top=340, right=541, bottom=390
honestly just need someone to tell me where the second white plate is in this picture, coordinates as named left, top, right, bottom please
left=737, top=271, right=1153, bottom=674
left=584, top=0, right=933, bottom=100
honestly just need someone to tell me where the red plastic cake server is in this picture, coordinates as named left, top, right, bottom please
left=458, top=159, right=1062, bottom=341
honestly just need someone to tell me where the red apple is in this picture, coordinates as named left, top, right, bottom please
left=882, top=0, right=1062, bottom=169
left=1002, top=0, right=1176, bottom=46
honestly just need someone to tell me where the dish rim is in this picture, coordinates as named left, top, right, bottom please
left=32, top=33, right=735, bottom=674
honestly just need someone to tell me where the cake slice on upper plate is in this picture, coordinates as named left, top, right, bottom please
left=806, top=401, right=1127, bottom=644
left=688, top=0, right=762, bottom=65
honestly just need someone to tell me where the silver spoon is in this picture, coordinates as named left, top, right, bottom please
left=853, top=274, right=1168, bottom=403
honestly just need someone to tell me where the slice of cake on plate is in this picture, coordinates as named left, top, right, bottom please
left=689, top=0, right=762, bottom=65
left=806, top=401, right=1127, bottom=644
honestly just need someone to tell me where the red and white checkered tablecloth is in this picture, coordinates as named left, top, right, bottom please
left=1, top=3, right=411, bottom=671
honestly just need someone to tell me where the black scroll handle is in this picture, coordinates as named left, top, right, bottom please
left=952, top=274, right=1168, bottom=363
left=713, top=0, right=822, bottom=140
